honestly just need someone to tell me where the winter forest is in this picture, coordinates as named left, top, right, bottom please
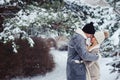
left=0, top=0, right=120, bottom=80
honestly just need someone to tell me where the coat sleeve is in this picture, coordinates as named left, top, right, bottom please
left=86, top=48, right=101, bottom=67
left=74, top=35, right=99, bottom=61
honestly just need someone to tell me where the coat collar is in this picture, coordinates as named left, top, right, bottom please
left=75, top=28, right=87, bottom=39
left=89, top=44, right=100, bottom=51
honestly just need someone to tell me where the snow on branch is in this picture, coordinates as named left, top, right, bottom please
left=0, top=25, right=34, bottom=53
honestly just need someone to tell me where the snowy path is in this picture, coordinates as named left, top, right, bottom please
left=12, top=50, right=118, bottom=80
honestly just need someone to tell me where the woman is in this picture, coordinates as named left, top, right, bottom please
left=85, top=31, right=109, bottom=80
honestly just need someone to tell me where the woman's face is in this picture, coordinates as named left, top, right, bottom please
left=91, top=37, right=97, bottom=44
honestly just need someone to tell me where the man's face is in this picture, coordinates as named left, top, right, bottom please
left=86, top=33, right=94, bottom=39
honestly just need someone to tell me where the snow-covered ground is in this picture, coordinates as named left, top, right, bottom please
left=12, top=49, right=118, bottom=80
left=98, top=57, right=118, bottom=80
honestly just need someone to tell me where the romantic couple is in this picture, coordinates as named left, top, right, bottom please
left=66, top=22, right=109, bottom=80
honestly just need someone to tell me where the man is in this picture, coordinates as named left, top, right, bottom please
left=66, top=22, right=99, bottom=80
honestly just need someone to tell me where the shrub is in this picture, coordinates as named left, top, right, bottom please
left=0, top=37, right=55, bottom=80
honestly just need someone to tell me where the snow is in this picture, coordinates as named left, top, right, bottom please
left=12, top=49, right=119, bottom=80
left=12, top=27, right=22, bottom=34
left=0, top=0, right=120, bottom=79
left=64, top=0, right=80, bottom=3
left=27, top=37, right=35, bottom=47
left=0, top=0, right=4, bottom=4
left=98, top=58, right=118, bottom=80
left=0, top=0, right=10, bottom=4
left=12, top=42, right=18, bottom=53
left=8, top=35, right=14, bottom=40
left=110, top=28, right=120, bottom=46
left=82, top=0, right=109, bottom=7
left=16, top=10, right=38, bottom=27
left=64, top=0, right=109, bottom=7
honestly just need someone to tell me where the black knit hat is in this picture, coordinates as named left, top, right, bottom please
left=82, top=22, right=95, bottom=34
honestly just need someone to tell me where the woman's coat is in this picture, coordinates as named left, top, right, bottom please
left=85, top=45, right=101, bottom=80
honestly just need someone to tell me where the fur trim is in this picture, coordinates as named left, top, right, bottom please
left=94, top=31, right=105, bottom=44
left=75, top=28, right=87, bottom=39
left=89, top=44, right=100, bottom=52
left=86, top=66, right=92, bottom=80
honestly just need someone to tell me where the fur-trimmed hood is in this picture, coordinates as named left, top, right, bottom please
left=75, top=28, right=87, bottom=39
